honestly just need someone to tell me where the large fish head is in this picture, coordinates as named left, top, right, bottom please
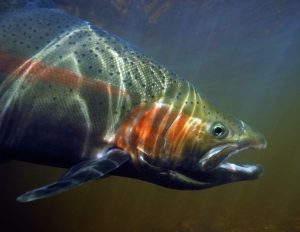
left=114, top=84, right=267, bottom=189
left=168, top=97, right=267, bottom=189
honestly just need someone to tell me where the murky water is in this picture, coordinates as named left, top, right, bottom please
left=0, top=1, right=299, bottom=231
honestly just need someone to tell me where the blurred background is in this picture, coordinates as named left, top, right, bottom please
left=0, top=0, right=299, bottom=231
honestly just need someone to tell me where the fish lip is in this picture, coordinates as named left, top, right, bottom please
left=175, top=140, right=267, bottom=186
left=168, top=145, right=265, bottom=188
left=218, top=162, right=264, bottom=179
left=222, top=141, right=265, bottom=163
left=198, top=137, right=267, bottom=173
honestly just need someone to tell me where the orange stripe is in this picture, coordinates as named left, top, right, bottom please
left=114, top=103, right=196, bottom=163
left=165, top=115, right=199, bottom=157
left=0, top=51, right=128, bottom=96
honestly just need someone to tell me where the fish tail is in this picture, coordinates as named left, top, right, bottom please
left=0, top=0, right=54, bottom=13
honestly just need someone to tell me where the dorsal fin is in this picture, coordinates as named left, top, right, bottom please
left=0, top=0, right=54, bottom=12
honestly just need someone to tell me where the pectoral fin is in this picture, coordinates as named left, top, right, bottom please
left=17, top=148, right=130, bottom=202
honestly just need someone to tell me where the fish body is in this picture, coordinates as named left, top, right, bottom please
left=0, top=1, right=266, bottom=202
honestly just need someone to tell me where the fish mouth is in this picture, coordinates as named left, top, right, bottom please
left=199, top=140, right=267, bottom=173
left=173, top=134, right=267, bottom=188
left=197, top=133, right=267, bottom=184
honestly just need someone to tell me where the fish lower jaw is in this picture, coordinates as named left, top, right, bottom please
left=218, top=162, right=264, bottom=179
left=210, top=143, right=265, bottom=180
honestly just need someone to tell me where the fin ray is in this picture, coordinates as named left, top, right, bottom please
left=17, top=148, right=130, bottom=202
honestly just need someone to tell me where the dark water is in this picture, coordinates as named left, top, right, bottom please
left=0, top=0, right=299, bottom=231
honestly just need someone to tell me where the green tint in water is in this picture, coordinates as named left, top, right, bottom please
left=0, top=0, right=299, bottom=231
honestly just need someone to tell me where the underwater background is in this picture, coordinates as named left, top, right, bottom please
left=0, top=0, right=299, bottom=231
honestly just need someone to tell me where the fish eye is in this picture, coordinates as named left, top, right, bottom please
left=211, top=122, right=227, bottom=139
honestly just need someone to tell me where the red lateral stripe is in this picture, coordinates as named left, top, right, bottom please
left=0, top=51, right=128, bottom=96
left=114, top=104, right=194, bottom=162
left=0, top=52, right=24, bottom=74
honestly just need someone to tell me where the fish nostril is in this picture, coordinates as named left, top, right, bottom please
left=240, top=121, right=246, bottom=132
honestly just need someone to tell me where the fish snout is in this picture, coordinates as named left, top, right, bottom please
left=240, top=121, right=267, bottom=150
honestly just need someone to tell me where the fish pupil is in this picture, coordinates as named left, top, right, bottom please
left=214, top=127, right=223, bottom=135
left=212, top=123, right=226, bottom=138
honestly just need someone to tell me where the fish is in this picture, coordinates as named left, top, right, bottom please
left=0, top=0, right=267, bottom=202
